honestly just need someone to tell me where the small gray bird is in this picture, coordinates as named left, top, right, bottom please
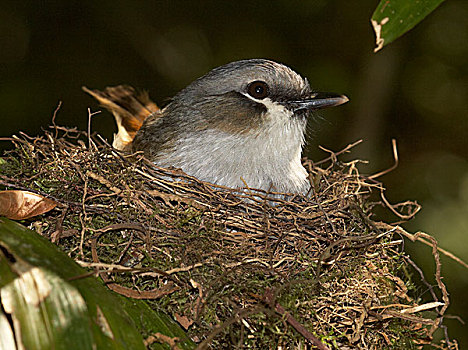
left=84, top=59, right=348, bottom=194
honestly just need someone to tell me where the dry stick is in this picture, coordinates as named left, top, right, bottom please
left=380, top=193, right=421, bottom=220
left=314, top=139, right=363, bottom=166
left=195, top=306, right=266, bottom=350
left=87, top=171, right=122, bottom=194
left=377, top=223, right=468, bottom=270
left=48, top=125, right=82, bottom=139
left=388, top=223, right=462, bottom=348
left=16, top=131, right=40, bottom=141
left=364, top=139, right=422, bottom=220
left=308, top=173, right=338, bottom=236
left=50, top=206, right=68, bottom=243
left=74, top=262, right=177, bottom=282
left=78, top=213, right=87, bottom=260
left=404, top=255, right=440, bottom=307
left=274, top=303, right=331, bottom=350
left=67, top=270, right=100, bottom=282
left=388, top=226, right=451, bottom=339
left=89, top=232, right=180, bottom=299
left=116, top=231, right=134, bottom=265
left=425, top=233, right=451, bottom=338
left=78, top=167, right=90, bottom=260
left=87, top=108, right=101, bottom=151
left=51, top=101, right=63, bottom=139
left=368, top=139, right=398, bottom=179
left=0, top=137, right=17, bottom=142
left=315, top=229, right=394, bottom=286
left=94, top=222, right=147, bottom=234
left=165, top=263, right=204, bottom=275
left=263, top=288, right=331, bottom=350
left=395, top=257, right=455, bottom=348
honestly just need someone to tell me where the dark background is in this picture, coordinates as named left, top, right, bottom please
left=1, top=0, right=467, bottom=347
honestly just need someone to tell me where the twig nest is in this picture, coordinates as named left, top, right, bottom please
left=0, top=127, right=455, bottom=349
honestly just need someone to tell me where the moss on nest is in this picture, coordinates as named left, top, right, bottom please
left=0, top=126, right=457, bottom=349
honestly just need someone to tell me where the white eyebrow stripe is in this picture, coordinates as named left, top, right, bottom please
left=241, top=93, right=293, bottom=119
left=241, top=93, right=280, bottom=107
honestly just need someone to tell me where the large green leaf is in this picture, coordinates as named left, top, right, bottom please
left=371, top=0, right=445, bottom=52
left=0, top=217, right=195, bottom=350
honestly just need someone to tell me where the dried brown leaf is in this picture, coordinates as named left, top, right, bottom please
left=0, top=190, right=57, bottom=220
left=174, top=313, right=194, bottom=330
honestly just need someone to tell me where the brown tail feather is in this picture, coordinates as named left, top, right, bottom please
left=82, top=85, right=160, bottom=150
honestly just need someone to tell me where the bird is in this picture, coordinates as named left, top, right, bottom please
left=83, top=59, right=348, bottom=194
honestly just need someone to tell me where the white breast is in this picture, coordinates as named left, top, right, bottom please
left=156, top=98, right=309, bottom=194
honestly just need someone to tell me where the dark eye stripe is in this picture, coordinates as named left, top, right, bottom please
left=247, top=81, right=269, bottom=99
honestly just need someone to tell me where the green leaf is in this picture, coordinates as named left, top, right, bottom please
left=1, top=267, right=95, bottom=349
left=0, top=217, right=195, bottom=350
left=371, top=0, right=446, bottom=52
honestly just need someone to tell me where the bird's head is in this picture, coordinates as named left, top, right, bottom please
left=131, top=59, right=348, bottom=193
left=166, top=59, right=348, bottom=136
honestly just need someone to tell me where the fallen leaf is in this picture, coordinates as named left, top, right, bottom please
left=0, top=190, right=57, bottom=220
left=174, top=313, right=194, bottom=330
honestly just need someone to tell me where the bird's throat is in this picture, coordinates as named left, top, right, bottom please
left=152, top=116, right=309, bottom=193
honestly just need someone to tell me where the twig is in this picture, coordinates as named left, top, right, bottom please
left=384, top=225, right=451, bottom=338
left=314, top=139, right=363, bottom=165
left=369, top=139, right=399, bottom=179
left=87, top=108, right=101, bottom=151
left=380, top=192, right=421, bottom=220
left=378, top=223, right=468, bottom=270
left=195, top=306, right=266, bottom=350
left=263, top=288, right=331, bottom=350
left=51, top=101, right=63, bottom=139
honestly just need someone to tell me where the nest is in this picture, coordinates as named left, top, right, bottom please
left=0, top=125, right=457, bottom=349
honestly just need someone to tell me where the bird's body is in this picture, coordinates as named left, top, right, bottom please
left=135, top=104, right=308, bottom=193
left=84, top=59, right=348, bottom=194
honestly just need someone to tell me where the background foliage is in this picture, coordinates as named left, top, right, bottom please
left=1, top=0, right=467, bottom=346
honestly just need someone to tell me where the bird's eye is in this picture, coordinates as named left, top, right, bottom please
left=247, top=81, right=269, bottom=99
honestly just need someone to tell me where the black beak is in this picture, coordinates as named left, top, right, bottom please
left=287, top=92, right=349, bottom=113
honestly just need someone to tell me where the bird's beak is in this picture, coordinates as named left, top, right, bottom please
left=287, top=92, right=349, bottom=113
